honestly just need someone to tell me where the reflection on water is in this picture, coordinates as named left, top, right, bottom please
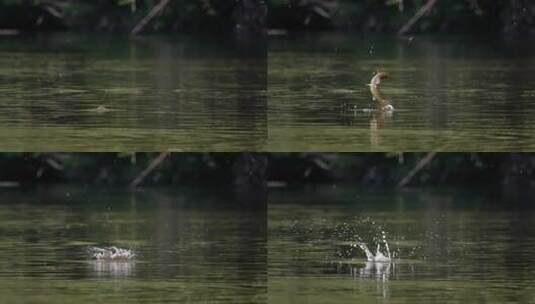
left=336, top=260, right=396, bottom=281
left=354, top=261, right=394, bottom=282
left=269, top=33, right=535, bottom=151
left=333, top=261, right=396, bottom=300
left=0, top=186, right=266, bottom=303
left=89, top=260, right=135, bottom=278
left=341, top=109, right=395, bottom=149
left=355, top=262, right=393, bottom=299
left=269, top=185, right=535, bottom=303
left=0, top=34, right=266, bottom=150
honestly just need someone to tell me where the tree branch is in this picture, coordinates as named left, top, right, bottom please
left=130, top=152, right=170, bottom=188
left=131, top=0, right=171, bottom=36
left=398, top=0, right=438, bottom=36
left=396, top=151, right=437, bottom=188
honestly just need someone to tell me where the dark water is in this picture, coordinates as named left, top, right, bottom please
left=269, top=185, right=535, bottom=303
left=0, top=186, right=266, bottom=303
left=0, top=34, right=266, bottom=151
left=268, top=34, right=535, bottom=151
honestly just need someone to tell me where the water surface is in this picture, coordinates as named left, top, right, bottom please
left=0, top=186, right=266, bottom=303
left=268, top=34, right=535, bottom=151
left=269, top=185, right=535, bottom=303
left=0, top=34, right=266, bottom=151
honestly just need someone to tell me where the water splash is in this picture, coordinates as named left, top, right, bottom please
left=353, top=230, right=393, bottom=262
left=351, top=234, right=395, bottom=285
left=354, top=242, right=392, bottom=262
left=89, top=246, right=135, bottom=261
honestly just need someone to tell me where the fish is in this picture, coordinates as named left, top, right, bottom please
left=367, top=72, right=395, bottom=112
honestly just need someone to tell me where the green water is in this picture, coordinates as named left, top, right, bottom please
left=4, top=33, right=534, bottom=151
left=0, top=34, right=266, bottom=151
left=0, top=186, right=266, bottom=303
left=2, top=183, right=534, bottom=303
left=269, top=186, right=535, bottom=303
left=268, top=34, right=535, bottom=151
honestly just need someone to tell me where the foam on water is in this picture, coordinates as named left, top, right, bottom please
left=88, top=246, right=135, bottom=261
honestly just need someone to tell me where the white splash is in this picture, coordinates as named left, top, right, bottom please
left=354, top=242, right=392, bottom=262
left=353, top=231, right=392, bottom=262
left=89, top=246, right=135, bottom=261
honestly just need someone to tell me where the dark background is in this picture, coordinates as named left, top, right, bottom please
left=0, top=0, right=266, bottom=34
left=1, top=153, right=534, bottom=189
left=269, top=0, right=534, bottom=37
left=1, top=1, right=534, bottom=37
